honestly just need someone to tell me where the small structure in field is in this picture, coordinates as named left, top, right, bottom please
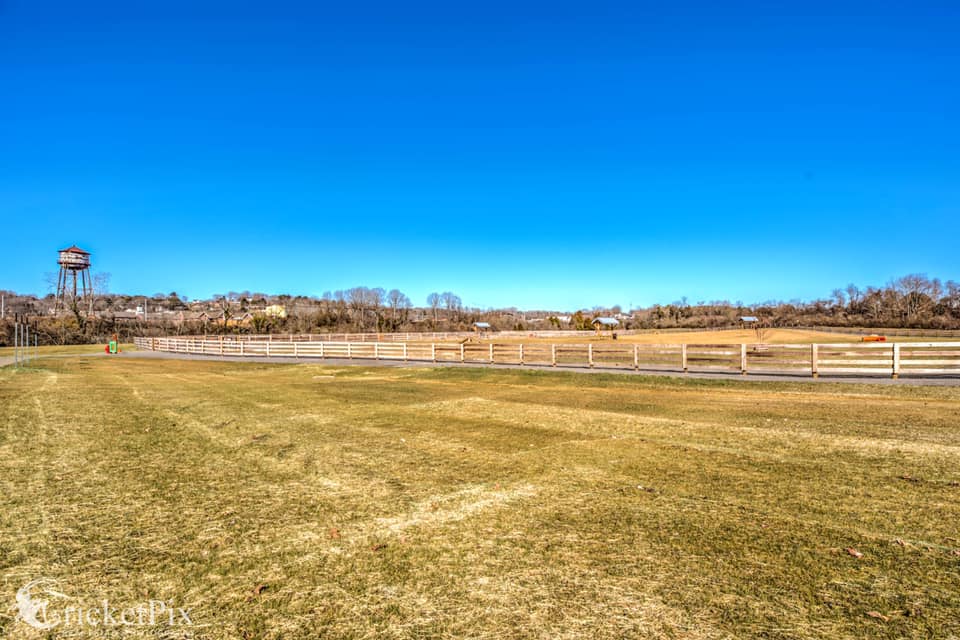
left=739, top=316, right=769, bottom=344
left=591, top=317, right=619, bottom=335
left=473, top=321, right=492, bottom=336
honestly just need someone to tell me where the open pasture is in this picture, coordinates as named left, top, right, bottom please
left=464, top=328, right=853, bottom=345
left=2, top=357, right=960, bottom=638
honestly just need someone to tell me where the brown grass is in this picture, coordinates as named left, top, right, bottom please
left=1, top=358, right=958, bottom=638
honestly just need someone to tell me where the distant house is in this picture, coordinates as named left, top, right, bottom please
left=228, top=312, right=254, bottom=327
left=591, top=317, right=619, bottom=334
left=264, top=304, right=287, bottom=319
left=739, top=316, right=760, bottom=327
left=173, top=310, right=212, bottom=325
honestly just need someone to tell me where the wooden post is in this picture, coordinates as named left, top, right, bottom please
left=892, top=343, right=900, bottom=379
left=219, top=335, right=223, bottom=355
left=319, top=341, right=325, bottom=359
left=519, top=343, right=524, bottom=365
left=633, top=344, right=639, bottom=370
left=266, top=341, right=271, bottom=357
left=551, top=344, right=557, bottom=367
left=681, top=344, right=688, bottom=373
left=294, top=342, right=299, bottom=359
left=588, top=344, right=594, bottom=368
left=460, top=343, right=465, bottom=363
left=740, top=343, right=747, bottom=375
left=431, top=343, right=436, bottom=362
left=403, top=342, right=408, bottom=361
left=374, top=343, right=379, bottom=360
left=347, top=343, right=352, bottom=359
left=489, top=342, right=494, bottom=364
left=240, top=341, right=245, bottom=356
left=811, top=344, right=818, bottom=378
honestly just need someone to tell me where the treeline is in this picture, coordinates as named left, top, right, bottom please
left=632, top=274, right=960, bottom=330
left=2, top=274, right=959, bottom=346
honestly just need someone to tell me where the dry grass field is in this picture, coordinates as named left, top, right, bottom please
left=480, top=328, right=851, bottom=345
left=425, top=328, right=960, bottom=345
left=2, top=356, right=960, bottom=638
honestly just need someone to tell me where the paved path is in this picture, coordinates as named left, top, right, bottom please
left=113, top=350, right=960, bottom=387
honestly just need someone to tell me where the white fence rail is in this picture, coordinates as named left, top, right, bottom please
left=133, top=336, right=960, bottom=378
left=168, top=329, right=654, bottom=343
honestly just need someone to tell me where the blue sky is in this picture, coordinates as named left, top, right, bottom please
left=1, top=1, right=958, bottom=310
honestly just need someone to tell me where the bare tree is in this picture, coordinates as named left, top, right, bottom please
left=347, top=287, right=369, bottom=329
left=894, top=274, right=937, bottom=321
left=387, top=289, right=411, bottom=323
left=440, top=292, right=462, bottom=321
left=831, top=288, right=846, bottom=312
left=427, top=292, right=440, bottom=323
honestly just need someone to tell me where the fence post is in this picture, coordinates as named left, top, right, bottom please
left=294, top=342, right=299, bottom=359
left=347, top=343, right=352, bottom=359
left=740, top=344, right=747, bottom=375
left=460, top=343, right=465, bottom=363
left=519, top=344, right=524, bottom=365
left=633, top=344, right=639, bottom=370
left=266, top=341, right=271, bottom=357
left=403, top=342, right=408, bottom=361
left=588, top=344, right=593, bottom=368
left=219, top=336, right=223, bottom=355
left=431, top=343, right=436, bottom=363
left=681, top=344, right=688, bottom=373
left=811, top=344, right=818, bottom=378
left=319, top=341, right=325, bottom=359
left=240, top=341, right=245, bottom=356
left=892, top=343, right=900, bottom=379
left=551, top=344, right=557, bottom=367
left=374, top=343, right=380, bottom=360
left=489, top=343, right=494, bottom=364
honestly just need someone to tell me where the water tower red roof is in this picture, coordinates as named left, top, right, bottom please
left=59, top=245, right=90, bottom=254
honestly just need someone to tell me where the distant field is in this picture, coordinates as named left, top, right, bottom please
left=0, top=343, right=136, bottom=358
left=427, top=328, right=960, bottom=345
left=1, top=357, right=958, bottom=638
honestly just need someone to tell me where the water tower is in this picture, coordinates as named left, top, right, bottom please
left=55, top=245, right=93, bottom=314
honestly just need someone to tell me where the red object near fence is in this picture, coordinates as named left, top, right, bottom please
left=862, top=335, right=887, bottom=342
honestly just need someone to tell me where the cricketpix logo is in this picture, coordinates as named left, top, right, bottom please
left=14, top=578, right=195, bottom=630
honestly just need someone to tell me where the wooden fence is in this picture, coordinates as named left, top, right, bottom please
left=133, top=336, right=960, bottom=378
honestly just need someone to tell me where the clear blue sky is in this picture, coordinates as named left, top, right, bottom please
left=2, top=1, right=958, bottom=310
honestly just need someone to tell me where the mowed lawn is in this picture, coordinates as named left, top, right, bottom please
left=1, top=358, right=959, bottom=639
